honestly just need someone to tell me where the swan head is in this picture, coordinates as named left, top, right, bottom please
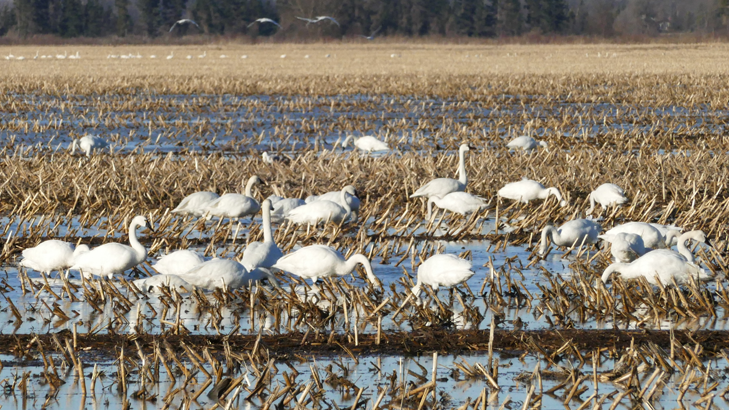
left=131, top=215, right=155, bottom=233
left=262, top=199, right=274, bottom=211
left=459, top=143, right=472, bottom=152
left=538, top=141, right=548, bottom=149
left=342, top=185, right=357, bottom=197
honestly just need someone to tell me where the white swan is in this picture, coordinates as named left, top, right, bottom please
left=604, top=222, right=679, bottom=250
left=410, top=144, right=470, bottom=199
left=272, top=245, right=379, bottom=287
left=152, top=250, right=205, bottom=275
left=598, top=232, right=648, bottom=262
left=412, top=254, right=475, bottom=298
left=588, top=183, right=628, bottom=214
left=134, top=274, right=192, bottom=293
left=241, top=200, right=283, bottom=270
left=262, top=152, right=290, bottom=164
left=342, top=135, right=390, bottom=152
left=286, top=189, right=351, bottom=226
left=427, top=192, right=489, bottom=218
left=166, top=51, right=174, bottom=60
left=205, top=176, right=263, bottom=221
left=506, top=136, right=548, bottom=152
left=19, top=240, right=90, bottom=274
left=538, top=219, right=602, bottom=255
left=650, top=223, right=683, bottom=247
left=498, top=178, right=567, bottom=207
left=71, top=135, right=109, bottom=156
left=71, top=215, right=153, bottom=279
left=305, top=185, right=360, bottom=220
left=171, top=191, right=220, bottom=217
left=175, top=258, right=278, bottom=290
left=602, top=230, right=712, bottom=286
left=268, top=195, right=305, bottom=223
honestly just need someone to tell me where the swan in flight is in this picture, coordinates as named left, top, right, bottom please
left=272, top=245, right=379, bottom=287
left=19, top=240, right=90, bottom=274
left=342, top=135, right=390, bottom=153
left=601, top=230, right=712, bottom=286
left=538, top=219, right=602, bottom=255
left=412, top=254, right=475, bottom=299
left=268, top=195, right=305, bottom=223
left=305, top=185, right=360, bottom=220
left=205, top=176, right=263, bottom=221
left=71, top=135, right=109, bottom=156
left=169, top=19, right=200, bottom=32
left=498, top=178, right=567, bottom=207
left=588, top=183, right=628, bottom=214
left=604, top=222, right=679, bottom=250
left=241, top=200, right=283, bottom=270
left=247, top=18, right=282, bottom=29
left=71, top=215, right=154, bottom=279
left=175, top=258, right=279, bottom=290
left=360, top=26, right=382, bottom=40
left=506, top=136, right=548, bottom=152
left=171, top=191, right=220, bottom=217
left=287, top=188, right=352, bottom=225
left=152, top=250, right=205, bottom=275
left=296, top=16, right=340, bottom=26
left=411, top=144, right=471, bottom=199
left=599, top=232, right=648, bottom=263
left=427, top=192, right=489, bottom=219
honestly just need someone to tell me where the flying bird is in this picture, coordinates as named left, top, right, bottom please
left=248, top=18, right=282, bottom=29
left=169, top=19, right=200, bottom=32
left=296, top=16, right=340, bottom=27
left=360, top=26, right=382, bottom=40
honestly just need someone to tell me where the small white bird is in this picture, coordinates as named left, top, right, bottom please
left=241, top=200, right=283, bottom=270
left=247, top=18, right=283, bottom=29
left=588, top=183, right=628, bottom=214
left=412, top=254, right=475, bottom=298
left=604, top=222, right=679, bottom=250
left=171, top=191, right=220, bottom=217
left=169, top=19, right=200, bottom=32
left=427, top=192, right=489, bottom=219
left=19, top=240, right=90, bottom=274
left=410, top=144, right=471, bottom=199
left=599, top=232, right=648, bottom=263
left=296, top=16, right=340, bottom=26
left=205, top=176, right=263, bottom=221
left=342, top=135, right=390, bottom=153
left=70, top=135, right=109, bottom=156
left=506, top=135, right=548, bottom=152
left=538, top=219, right=602, bottom=255
left=498, top=178, right=567, bottom=207
left=272, top=245, right=379, bottom=287
left=152, top=250, right=205, bottom=275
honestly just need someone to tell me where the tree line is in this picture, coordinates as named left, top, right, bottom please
left=0, top=0, right=727, bottom=39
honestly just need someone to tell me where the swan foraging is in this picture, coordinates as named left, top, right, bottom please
left=498, top=178, right=567, bottom=207
left=410, top=144, right=471, bottom=199
left=412, top=254, right=475, bottom=298
left=205, top=176, right=263, bottom=221
left=152, top=249, right=205, bottom=275
left=305, top=185, right=360, bottom=220
left=171, top=191, right=220, bottom=217
left=599, top=232, right=648, bottom=262
left=286, top=189, right=352, bottom=226
left=71, top=135, right=109, bottom=156
left=71, top=215, right=154, bottom=279
left=601, top=230, right=712, bottom=286
left=506, top=135, right=548, bottom=152
left=604, top=222, right=679, bottom=250
left=427, top=192, right=489, bottom=219
left=134, top=274, right=192, bottom=293
left=272, top=245, right=380, bottom=287
left=650, top=223, right=683, bottom=247
left=174, top=258, right=279, bottom=290
left=19, top=240, right=90, bottom=274
left=268, top=195, right=305, bottom=223
left=342, top=135, right=390, bottom=152
left=588, top=183, right=628, bottom=214
left=241, top=200, right=283, bottom=270
left=538, top=219, right=602, bottom=255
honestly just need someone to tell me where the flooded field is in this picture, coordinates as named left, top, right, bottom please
left=0, top=43, right=729, bottom=409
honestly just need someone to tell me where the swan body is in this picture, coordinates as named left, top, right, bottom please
left=286, top=189, right=351, bottom=225
left=205, top=176, right=262, bottom=220
left=412, top=254, right=475, bottom=298
left=342, top=135, right=390, bottom=152
left=410, top=144, right=470, bottom=199
left=19, top=240, right=90, bottom=273
left=272, top=245, right=379, bottom=287
left=262, top=152, right=290, bottom=164
left=175, top=258, right=278, bottom=290
left=506, top=136, right=548, bottom=152
left=269, top=197, right=306, bottom=222
left=604, top=222, right=679, bottom=250
left=599, top=232, right=648, bottom=263
left=171, top=191, right=220, bottom=217
left=588, top=183, right=628, bottom=213
left=134, top=274, right=192, bottom=293
left=241, top=200, right=283, bottom=270
left=152, top=250, right=205, bottom=275
left=70, top=215, right=153, bottom=279
left=498, top=178, right=567, bottom=207
left=71, top=135, right=108, bottom=156
left=539, top=219, right=602, bottom=255
left=427, top=192, right=489, bottom=218
left=650, top=223, right=683, bottom=246
left=601, top=230, right=712, bottom=286
left=305, top=185, right=360, bottom=220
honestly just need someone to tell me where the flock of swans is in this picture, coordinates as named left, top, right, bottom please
left=17, top=134, right=716, bottom=303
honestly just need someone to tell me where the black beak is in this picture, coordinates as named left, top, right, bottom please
left=706, top=238, right=714, bottom=248
left=146, top=221, right=156, bottom=234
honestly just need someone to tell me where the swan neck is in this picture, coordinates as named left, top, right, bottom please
left=340, top=190, right=351, bottom=214
left=588, top=193, right=595, bottom=214
left=676, top=234, right=695, bottom=262
left=539, top=226, right=557, bottom=254
left=427, top=198, right=435, bottom=220
left=457, top=147, right=467, bottom=185
left=345, top=254, right=378, bottom=285
left=546, top=187, right=562, bottom=202
left=602, top=264, right=621, bottom=282
left=263, top=204, right=273, bottom=243
left=128, top=220, right=147, bottom=264
left=245, top=178, right=257, bottom=197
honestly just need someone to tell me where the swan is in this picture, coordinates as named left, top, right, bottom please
left=71, top=135, right=109, bottom=156
left=247, top=18, right=283, bottom=29
left=650, top=223, right=683, bottom=247
left=175, top=258, right=278, bottom=290
left=506, top=136, right=548, bottom=152
left=538, top=219, right=602, bottom=255
left=169, top=19, right=200, bottom=32
left=272, top=245, right=379, bottom=287
left=604, top=222, right=680, bottom=250
left=602, top=230, right=712, bottom=286
left=268, top=195, right=305, bottom=223
left=286, top=189, right=351, bottom=226
left=19, top=240, right=90, bottom=274
left=498, top=178, right=567, bottom=207
left=134, top=274, right=192, bottom=293
left=305, top=185, right=360, bottom=220
left=411, top=144, right=471, bottom=199
left=152, top=250, right=205, bottom=275
left=262, top=152, right=290, bottom=164
left=342, top=135, right=390, bottom=153
left=166, top=51, right=174, bottom=60
left=412, top=254, right=475, bottom=298
left=205, top=176, right=263, bottom=221
left=70, top=215, right=154, bottom=279
left=241, top=200, right=283, bottom=270
left=588, top=183, right=628, bottom=214
left=198, top=51, right=206, bottom=59
left=598, top=232, right=648, bottom=263
left=427, top=192, right=489, bottom=218
left=171, top=191, right=220, bottom=217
